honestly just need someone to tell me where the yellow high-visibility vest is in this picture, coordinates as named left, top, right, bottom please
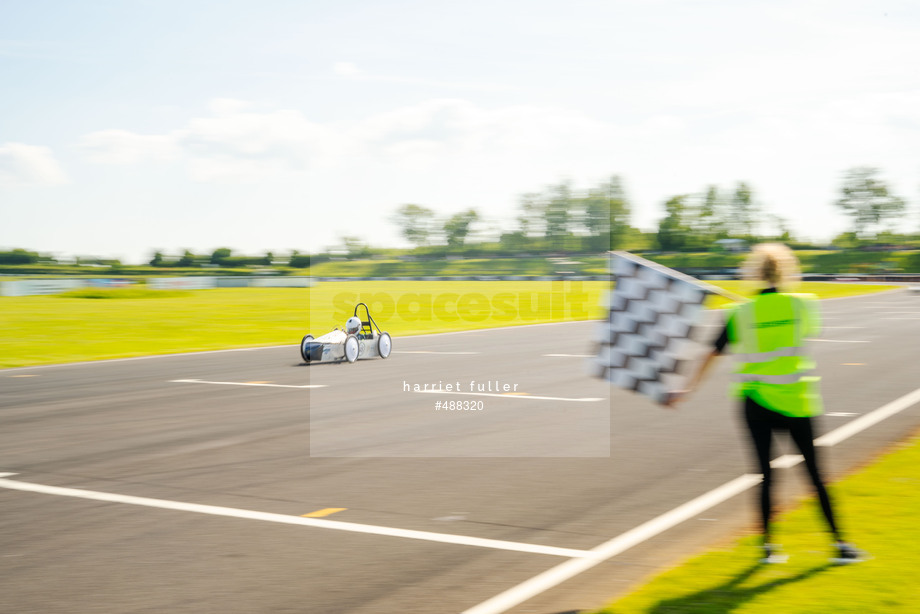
left=728, top=292, right=823, bottom=417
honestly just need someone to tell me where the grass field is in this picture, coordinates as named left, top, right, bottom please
left=0, top=281, right=608, bottom=368
left=704, top=281, right=901, bottom=309
left=287, top=256, right=611, bottom=277
left=594, top=430, right=920, bottom=613
left=307, top=280, right=609, bottom=336
left=0, top=280, right=899, bottom=369
left=0, top=288, right=310, bottom=368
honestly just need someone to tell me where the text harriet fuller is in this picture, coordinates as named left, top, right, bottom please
left=403, top=380, right=520, bottom=393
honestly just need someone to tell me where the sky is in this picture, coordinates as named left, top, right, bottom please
left=1, top=0, right=919, bottom=265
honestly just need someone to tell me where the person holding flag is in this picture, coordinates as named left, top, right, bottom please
left=668, top=243, right=867, bottom=565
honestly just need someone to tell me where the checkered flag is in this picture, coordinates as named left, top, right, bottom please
left=590, top=251, right=721, bottom=405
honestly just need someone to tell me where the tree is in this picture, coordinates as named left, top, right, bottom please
left=728, top=182, right=758, bottom=238
left=176, top=250, right=196, bottom=267
left=289, top=251, right=311, bottom=268
left=579, top=190, right=610, bottom=251
left=698, top=185, right=728, bottom=242
left=657, top=195, right=690, bottom=251
left=149, top=251, right=165, bottom=267
left=764, top=214, right=792, bottom=242
left=391, top=204, right=435, bottom=248
left=341, top=236, right=370, bottom=259
left=580, top=175, right=632, bottom=251
left=0, top=249, right=40, bottom=265
left=211, top=248, right=232, bottom=265
left=544, top=182, right=572, bottom=250
left=606, top=176, right=632, bottom=250
left=498, top=230, right=528, bottom=252
left=834, top=166, right=907, bottom=239
left=443, top=209, right=479, bottom=248
left=517, top=192, right=545, bottom=238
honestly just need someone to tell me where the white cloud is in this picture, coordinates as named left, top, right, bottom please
left=186, top=155, right=301, bottom=183
left=346, top=98, right=614, bottom=165
left=80, top=102, right=330, bottom=181
left=208, top=98, right=254, bottom=115
left=76, top=98, right=620, bottom=182
left=333, top=61, right=361, bottom=77
left=73, top=93, right=919, bottom=247
left=330, top=61, right=514, bottom=93
left=184, top=107, right=317, bottom=157
left=80, top=129, right=180, bottom=165
left=0, top=142, right=68, bottom=186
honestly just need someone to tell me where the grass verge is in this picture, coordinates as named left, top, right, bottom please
left=305, top=280, right=608, bottom=337
left=705, top=281, right=900, bottom=309
left=0, top=282, right=607, bottom=368
left=594, top=431, right=920, bottom=613
left=56, top=287, right=192, bottom=299
left=0, top=288, right=310, bottom=368
left=0, top=280, right=900, bottom=369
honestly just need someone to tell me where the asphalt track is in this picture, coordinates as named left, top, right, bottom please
left=3, top=288, right=920, bottom=614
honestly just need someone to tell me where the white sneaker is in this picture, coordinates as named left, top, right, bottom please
left=761, top=543, right=789, bottom=564
left=831, top=542, right=869, bottom=565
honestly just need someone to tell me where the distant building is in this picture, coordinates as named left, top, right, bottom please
left=714, top=239, right=749, bottom=253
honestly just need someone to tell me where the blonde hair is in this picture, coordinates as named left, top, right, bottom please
left=741, top=243, right=801, bottom=291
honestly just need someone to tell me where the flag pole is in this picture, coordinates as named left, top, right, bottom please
left=610, top=251, right=749, bottom=304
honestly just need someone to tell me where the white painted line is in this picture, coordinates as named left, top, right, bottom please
left=863, top=299, right=913, bottom=305
left=0, top=475, right=591, bottom=559
left=138, top=436, right=253, bottom=461
left=398, top=319, right=596, bottom=338
left=0, top=346, right=286, bottom=373
left=460, top=474, right=762, bottom=614
left=815, top=386, right=920, bottom=447
left=413, top=390, right=604, bottom=402
left=171, top=379, right=325, bottom=389
left=397, top=351, right=481, bottom=355
left=827, top=412, right=859, bottom=417
left=799, top=287, right=904, bottom=303
left=770, top=454, right=803, bottom=469
left=874, top=311, right=920, bottom=314
left=464, top=384, right=920, bottom=613
left=0, top=320, right=598, bottom=373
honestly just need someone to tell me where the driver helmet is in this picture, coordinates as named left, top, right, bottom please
left=345, top=316, right=362, bottom=334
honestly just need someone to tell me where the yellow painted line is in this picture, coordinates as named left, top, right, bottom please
left=302, top=507, right=347, bottom=518
left=10, top=374, right=39, bottom=378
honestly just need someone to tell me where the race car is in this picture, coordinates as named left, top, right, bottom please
left=300, top=303, right=393, bottom=364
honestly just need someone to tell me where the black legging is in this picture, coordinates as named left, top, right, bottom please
left=743, top=396, right=841, bottom=542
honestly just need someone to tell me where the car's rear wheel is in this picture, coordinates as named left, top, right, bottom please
left=300, top=335, right=314, bottom=362
left=377, top=332, right=392, bottom=359
left=344, top=334, right=360, bottom=363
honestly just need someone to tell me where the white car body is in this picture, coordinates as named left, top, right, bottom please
left=300, top=304, right=393, bottom=364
